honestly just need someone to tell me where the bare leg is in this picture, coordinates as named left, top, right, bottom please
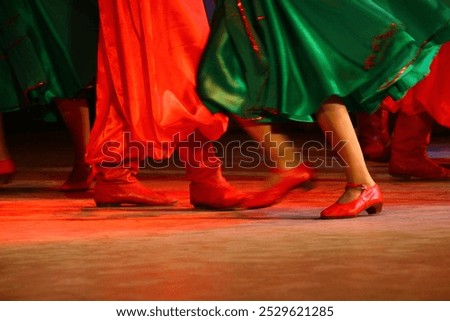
left=56, top=98, right=94, bottom=191
left=233, top=117, right=314, bottom=209
left=57, top=98, right=91, bottom=164
left=316, top=97, right=376, bottom=203
left=234, top=117, right=300, bottom=171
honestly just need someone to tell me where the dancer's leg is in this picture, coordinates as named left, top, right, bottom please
left=236, top=120, right=300, bottom=170
left=316, top=97, right=376, bottom=203
left=357, top=108, right=391, bottom=162
left=389, top=111, right=450, bottom=179
left=317, top=97, right=382, bottom=218
left=56, top=98, right=94, bottom=191
left=233, top=118, right=314, bottom=209
left=178, top=131, right=247, bottom=210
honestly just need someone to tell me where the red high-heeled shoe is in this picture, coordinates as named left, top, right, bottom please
left=244, top=164, right=315, bottom=209
left=0, top=159, right=16, bottom=184
left=320, top=183, right=383, bottom=219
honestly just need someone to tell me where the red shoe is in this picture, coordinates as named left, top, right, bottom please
left=94, top=180, right=177, bottom=207
left=244, top=164, right=315, bottom=209
left=389, top=156, right=450, bottom=180
left=188, top=166, right=248, bottom=210
left=190, top=178, right=248, bottom=210
left=389, top=112, right=450, bottom=180
left=320, top=183, right=383, bottom=219
left=0, top=159, right=16, bottom=184
left=180, top=137, right=248, bottom=210
left=57, top=163, right=95, bottom=191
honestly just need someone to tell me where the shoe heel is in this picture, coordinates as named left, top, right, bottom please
left=366, top=203, right=383, bottom=215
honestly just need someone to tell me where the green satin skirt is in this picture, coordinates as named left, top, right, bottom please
left=0, top=0, right=98, bottom=112
left=197, top=0, right=450, bottom=122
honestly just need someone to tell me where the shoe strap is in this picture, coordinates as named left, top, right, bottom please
left=345, top=183, right=367, bottom=191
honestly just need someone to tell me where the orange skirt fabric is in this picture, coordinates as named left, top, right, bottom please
left=382, top=42, right=450, bottom=128
left=86, top=0, right=228, bottom=164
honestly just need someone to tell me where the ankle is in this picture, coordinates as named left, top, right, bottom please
left=348, top=181, right=376, bottom=189
left=338, top=182, right=376, bottom=204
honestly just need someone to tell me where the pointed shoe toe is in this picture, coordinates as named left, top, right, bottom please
left=389, top=158, right=450, bottom=180
left=94, top=181, right=177, bottom=207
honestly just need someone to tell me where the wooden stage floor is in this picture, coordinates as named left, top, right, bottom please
left=1, top=129, right=449, bottom=300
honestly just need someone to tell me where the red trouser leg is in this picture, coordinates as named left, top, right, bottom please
left=389, top=112, right=450, bottom=180
left=177, top=132, right=247, bottom=209
left=357, top=109, right=391, bottom=162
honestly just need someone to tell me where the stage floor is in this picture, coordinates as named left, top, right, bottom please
left=1, top=129, right=449, bottom=300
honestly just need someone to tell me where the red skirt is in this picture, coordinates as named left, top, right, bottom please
left=383, top=42, right=450, bottom=128
left=86, top=0, right=228, bottom=164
